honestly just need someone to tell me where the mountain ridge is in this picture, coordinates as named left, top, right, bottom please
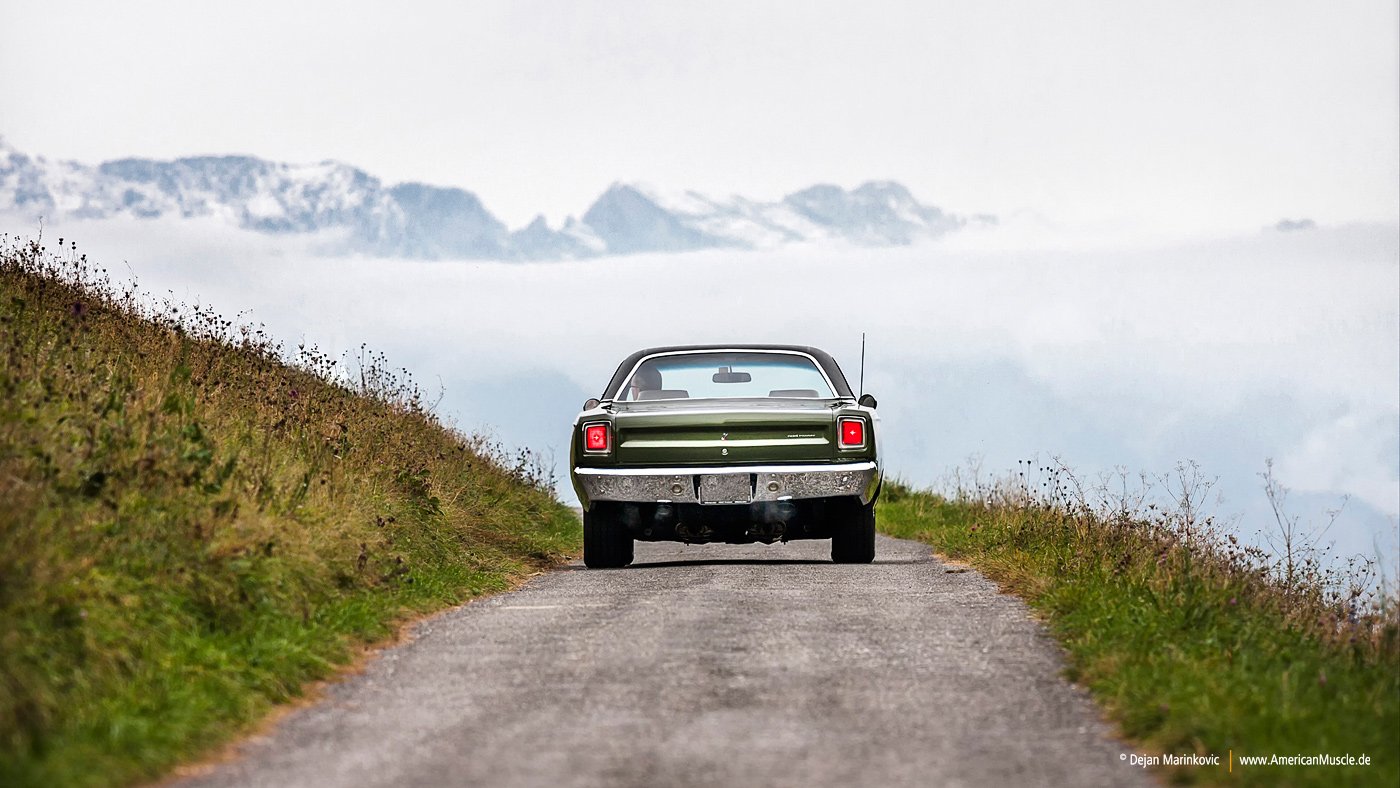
left=0, top=137, right=986, bottom=260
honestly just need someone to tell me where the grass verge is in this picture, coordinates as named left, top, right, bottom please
left=878, top=478, right=1398, bottom=787
left=0, top=235, right=581, bottom=787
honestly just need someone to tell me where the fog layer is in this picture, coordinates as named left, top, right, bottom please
left=9, top=217, right=1396, bottom=563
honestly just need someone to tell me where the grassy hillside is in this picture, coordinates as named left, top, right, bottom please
left=878, top=473, right=1399, bottom=787
left=0, top=235, right=580, bottom=787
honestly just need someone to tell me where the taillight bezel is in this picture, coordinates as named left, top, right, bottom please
left=838, top=417, right=866, bottom=450
left=582, top=421, right=611, bottom=454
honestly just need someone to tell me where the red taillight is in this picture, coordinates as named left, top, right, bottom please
left=839, top=418, right=864, bottom=447
left=585, top=423, right=610, bottom=452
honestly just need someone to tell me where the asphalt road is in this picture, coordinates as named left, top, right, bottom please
left=179, top=535, right=1150, bottom=788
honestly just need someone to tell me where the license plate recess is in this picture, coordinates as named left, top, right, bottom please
left=699, top=473, right=752, bottom=504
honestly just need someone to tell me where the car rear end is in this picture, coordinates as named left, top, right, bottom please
left=570, top=346, right=882, bottom=567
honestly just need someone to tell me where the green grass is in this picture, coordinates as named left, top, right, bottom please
left=878, top=481, right=1399, bottom=787
left=0, top=236, right=581, bottom=787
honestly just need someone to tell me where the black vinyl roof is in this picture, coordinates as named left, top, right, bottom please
left=601, top=344, right=854, bottom=400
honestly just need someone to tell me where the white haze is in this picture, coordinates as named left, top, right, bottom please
left=10, top=217, right=1398, bottom=567
left=2, top=1, right=1396, bottom=234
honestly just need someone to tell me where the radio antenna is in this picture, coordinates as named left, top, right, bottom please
left=859, top=332, right=866, bottom=398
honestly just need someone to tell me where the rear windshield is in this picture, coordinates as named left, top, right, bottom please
left=617, top=352, right=834, bottom=401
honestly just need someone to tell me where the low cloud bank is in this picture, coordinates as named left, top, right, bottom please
left=6, top=215, right=1396, bottom=564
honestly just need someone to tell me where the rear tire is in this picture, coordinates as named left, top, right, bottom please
left=831, top=498, right=876, bottom=564
left=583, top=503, right=634, bottom=568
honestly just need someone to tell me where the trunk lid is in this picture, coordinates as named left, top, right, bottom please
left=611, top=398, right=838, bottom=466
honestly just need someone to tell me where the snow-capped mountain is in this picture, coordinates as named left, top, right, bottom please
left=0, top=137, right=983, bottom=260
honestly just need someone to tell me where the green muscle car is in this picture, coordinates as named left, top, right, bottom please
left=570, top=345, right=882, bottom=568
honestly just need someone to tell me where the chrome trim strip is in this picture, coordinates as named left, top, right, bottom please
left=575, top=461, right=875, bottom=477
left=611, top=405, right=843, bottom=419
left=622, top=437, right=829, bottom=448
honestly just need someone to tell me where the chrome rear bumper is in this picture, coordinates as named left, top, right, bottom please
left=573, top=462, right=880, bottom=506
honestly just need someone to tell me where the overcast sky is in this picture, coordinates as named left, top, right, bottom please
left=1, top=1, right=1396, bottom=233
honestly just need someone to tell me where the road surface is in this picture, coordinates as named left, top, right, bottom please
left=178, top=535, right=1149, bottom=788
